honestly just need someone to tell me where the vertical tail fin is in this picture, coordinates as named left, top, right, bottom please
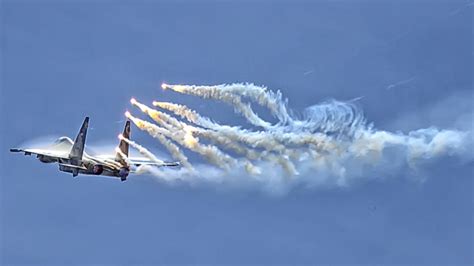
left=69, top=117, right=89, bottom=160
left=115, top=120, right=130, bottom=163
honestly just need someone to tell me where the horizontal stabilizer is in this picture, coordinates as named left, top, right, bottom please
left=58, top=163, right=87, bottom=170
left=163, top=162, right=180, bottom=167
left=130, top=160, right=180, bottom=167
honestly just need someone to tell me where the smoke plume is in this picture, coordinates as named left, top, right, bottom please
left=126, top=83, right=472, bottom=192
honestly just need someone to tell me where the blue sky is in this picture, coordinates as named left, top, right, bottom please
left=1, top=1, right=472, bottom=264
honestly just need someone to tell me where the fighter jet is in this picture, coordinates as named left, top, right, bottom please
left=10, top=117, right=179, bottom=181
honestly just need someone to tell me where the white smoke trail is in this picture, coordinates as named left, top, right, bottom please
left=152, top=99, right=339, bottom=155
left=152, top=100, right=290, bottom=153
left=162, top=83, right=292, bottom=124
left=162, top=83, right=272, bottom=128
left=127, top=110, right=236, bottom=170
left=118, top=134, right=164, bottom=164
left=131, top=98, right=184, bottom=130
left=152, top=101, right=219, bottom=129
left=216, top=83, right=291, bottom=123
left=115, top=147, right=131, bottom=165
left=125, top=111, right=194, bottom=170
left=151, top=101, right=304, bottom=173
left=125, top=83, right=472, bottom=192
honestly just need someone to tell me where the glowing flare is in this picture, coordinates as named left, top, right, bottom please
left=163, top=84, right=186, bottom=93
left=131, top=100, right=148, bottom=113
left=184, top=132, right=198, bottom=148
left=132, top=100, right=185, bottom=130
left=124, top=111, right=132, bottom=118
left=130, top=98, right=137, bottom=105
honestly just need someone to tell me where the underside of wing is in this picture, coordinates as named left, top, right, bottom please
left=10, top=148, right=70, bottom=159
left=10, top=136, right=74, bottom=159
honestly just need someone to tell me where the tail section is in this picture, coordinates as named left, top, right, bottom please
left=115, top=120, right=130, bottom=164
left=69, top=117, right=89, bottom=161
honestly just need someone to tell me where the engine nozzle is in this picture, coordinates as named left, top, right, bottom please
left=118, top=167, right=130, bottom=181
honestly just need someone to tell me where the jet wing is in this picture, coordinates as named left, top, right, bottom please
left=10, top=136, right=74, bottom=159
left=10, top=148, right=70, bottom=159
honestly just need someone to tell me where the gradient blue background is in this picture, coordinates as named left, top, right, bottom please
left=1, top=1, right=473, bottom=264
